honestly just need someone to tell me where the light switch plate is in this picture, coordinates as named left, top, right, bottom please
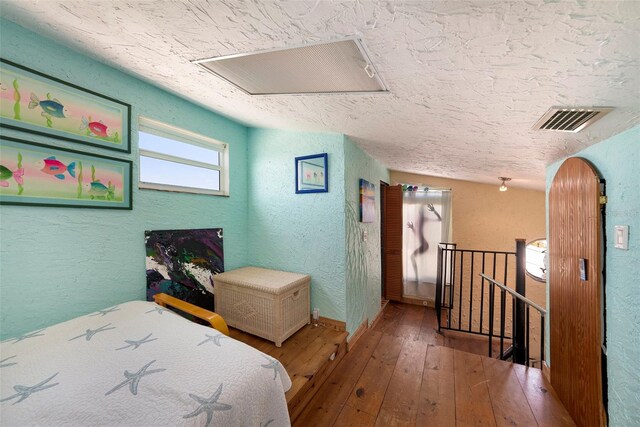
left=614, top=225, right=629, bottom=250
left=579, top=258, right=588, bottom=281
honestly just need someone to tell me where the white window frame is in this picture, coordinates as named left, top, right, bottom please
left=138, top=116, right=229, bottom=196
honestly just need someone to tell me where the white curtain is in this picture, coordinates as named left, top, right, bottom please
left=402, top=189, right=452, bottom=300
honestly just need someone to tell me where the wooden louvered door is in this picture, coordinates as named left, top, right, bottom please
left=383, top=184, right=403, bottom=301
left=549, top=157, right=606, bottom=426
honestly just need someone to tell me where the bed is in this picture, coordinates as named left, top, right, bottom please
left=0, top=294, right=292, bottom=426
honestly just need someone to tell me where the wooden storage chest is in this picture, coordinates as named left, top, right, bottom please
left=214, top=266, right=310, bottom=347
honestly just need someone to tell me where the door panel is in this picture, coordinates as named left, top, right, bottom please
left=383, top=185, right=403, bottom=301
left=549, top=157, right=605, bottom=426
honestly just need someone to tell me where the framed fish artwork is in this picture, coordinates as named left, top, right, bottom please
left=0, top=135, right=132, bottom=209
left=0, top=58, right=131, bottom=153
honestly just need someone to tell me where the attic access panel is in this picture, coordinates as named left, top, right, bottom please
left=194, top=38, right=388, bottom=95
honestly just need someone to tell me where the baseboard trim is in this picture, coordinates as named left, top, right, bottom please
left=542, top=361, right=551, bottom=383
left=369, top=300, right=388, bottom=330
left=347, top=320, right=368, bottom=352
left=311, top=315, right=346, bottom=332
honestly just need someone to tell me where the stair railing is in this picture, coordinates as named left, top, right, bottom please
left=482, top=273, right=546, bottom=367
left=436, top=243, right=517, bottom=340
left=436, top=239, right=545, bottom=366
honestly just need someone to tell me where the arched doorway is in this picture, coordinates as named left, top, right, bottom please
left=549, top=157, right=607, bottom=426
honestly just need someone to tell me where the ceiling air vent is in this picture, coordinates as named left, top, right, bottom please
left=193, top=38, right=388, bottom=96
left=533, top=107, right=613, bottom=132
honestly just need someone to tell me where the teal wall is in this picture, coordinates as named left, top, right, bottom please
left=247, top=128, right=347, bottom=322
left=246, top=130, right=389, bottom=333
left=0, top=19, right=250, bottom=340
left=0, top=19, right=389, bottom=342
left=344, top=137, right=389, bottom=335
left=546, top=125, right=640, bottom=427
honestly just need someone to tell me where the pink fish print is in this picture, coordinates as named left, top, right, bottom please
left=80, top=117, right=109, bottom=138
left=36, top=156, right=76, bottom=180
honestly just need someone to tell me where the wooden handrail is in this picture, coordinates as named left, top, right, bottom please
left=480, top=274, right=547, bottom=315
left=153, top=293, right=230, bottom=336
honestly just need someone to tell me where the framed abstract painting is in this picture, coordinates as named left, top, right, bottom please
left=0, top=58, right=131, bottom=153
left=0, top=135, right=132, bottom=209
left=295, top=153, right=328, bottom=194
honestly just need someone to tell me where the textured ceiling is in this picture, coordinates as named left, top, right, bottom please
left=3, top=1, right=639, bottom=189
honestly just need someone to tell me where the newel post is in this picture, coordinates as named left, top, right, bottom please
left=514, top=238, right=527, bottom=364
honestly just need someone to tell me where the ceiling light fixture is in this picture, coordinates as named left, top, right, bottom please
left=499, top=177, right=511, bottom=192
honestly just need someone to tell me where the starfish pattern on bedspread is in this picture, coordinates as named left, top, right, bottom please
left=69, top=324, right=115, bottom=341
left=261, top=419, right=275, bottom=427
left=146, top=306, right=168, bottom=315
left=0, top=373, right=59, bottom=404
left=3, top=329, right=45, bottom=344
left=105, top=360, right=166, bottom=396
left=183, top=383, right=232, bottom=427
left=89, top=306, right=120, bottom=317
left=261, top=355, right=281, bottom=380
left=0, top=355, right=17, bottom=368
left=115, top=333, right=158, bottom=351
left=197, top=333, right=228, bottom=347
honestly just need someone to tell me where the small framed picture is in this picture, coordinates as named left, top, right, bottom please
left=359, top=178, right=375, bottom=222
left=295, top=153, right=328, bottom=194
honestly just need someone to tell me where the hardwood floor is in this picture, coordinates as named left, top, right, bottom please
left=293, top=302, right=575, bottom=427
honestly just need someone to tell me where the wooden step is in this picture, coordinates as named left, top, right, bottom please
left=229, top=323, right=348, bottom=422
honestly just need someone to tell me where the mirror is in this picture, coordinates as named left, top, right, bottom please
left=526, top=238, right=547, bottom=282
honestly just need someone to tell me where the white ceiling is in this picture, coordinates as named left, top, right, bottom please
left=3, top=1, right=639, bottom=190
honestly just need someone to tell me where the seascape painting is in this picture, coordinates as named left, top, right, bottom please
left=0, top=136, right=132, bottom=209
left=359, top=178, right=375, bottom=223
left=145, top=228, right=224, bottom=311
left=0, top=59, right=130, bottom=152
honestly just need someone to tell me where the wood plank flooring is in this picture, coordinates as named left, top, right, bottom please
left=293, top=302, right=575, bottom=427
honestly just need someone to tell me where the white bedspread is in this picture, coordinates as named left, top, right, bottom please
left=0, top=301, right=291, bottom=426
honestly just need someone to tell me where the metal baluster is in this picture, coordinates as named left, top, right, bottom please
left=436, top=246, right=443, bottom=332
left=526, top=306, right=530, bottom=366
left=503, top=254, right=508, bottom=357
left=488, top=282, right=494, bottom=358
left=480, top=252, right=486, bottom=334
left=541, top=315, right=545, bottom=366
left=458, top=251, right=464, bottom=330
left=492, top=253, right=497, bottom=341
left=500, top=287, right=506, bottom=358
left=469, top=252, right=474, bottom=332
left=512, top=294, right=516, bottom=363
left=449, top=248, right=455, bottom=327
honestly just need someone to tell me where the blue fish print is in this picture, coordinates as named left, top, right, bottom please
left=28, top=93, right=67, bottom=118
left=83, top=181, right=115, bottom=200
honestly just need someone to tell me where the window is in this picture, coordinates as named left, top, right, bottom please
left=525, top=238, right=547, bottom=282
left=138, top=117, right=228, bottom=195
